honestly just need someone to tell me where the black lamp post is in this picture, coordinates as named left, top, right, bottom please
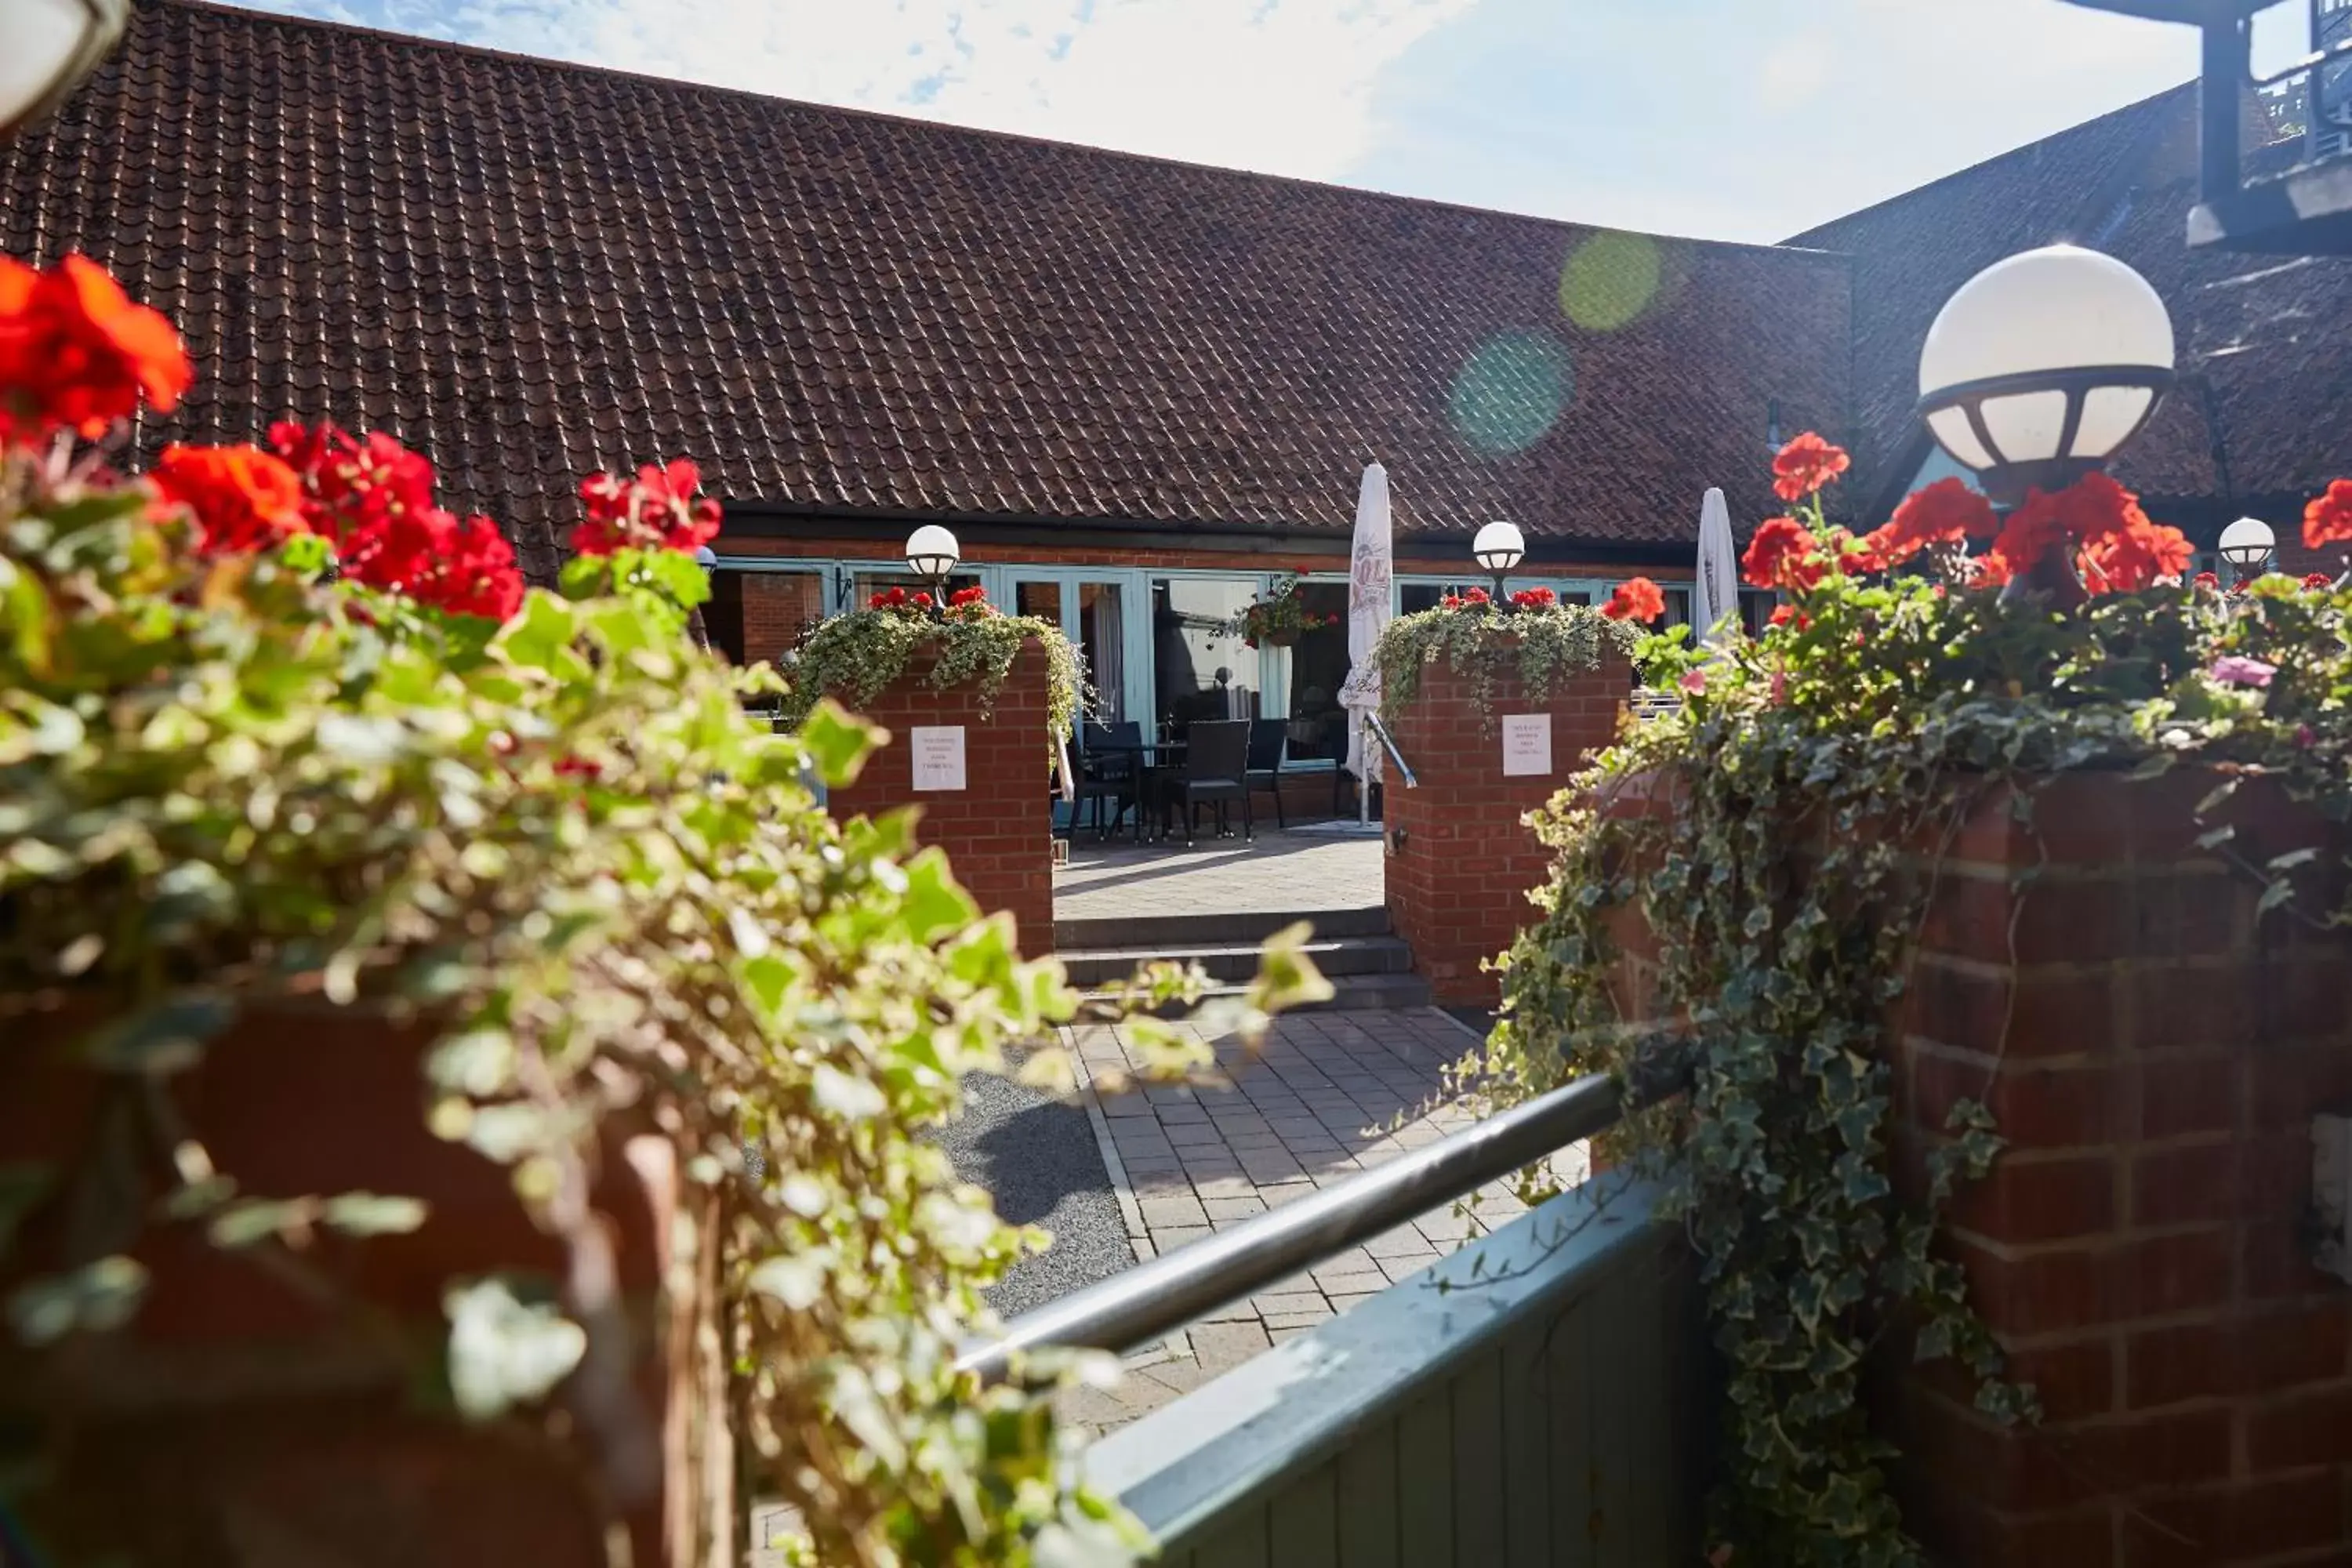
left=0, top=0, right=127, bottom=142
left=1915, top=244, right=2178, bottom=606
left=2059, top=0, right=2352, bottom=256
left=1472, top=521, right=1525, bottom=609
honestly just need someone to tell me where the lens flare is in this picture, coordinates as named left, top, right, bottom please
left=1559, top=231, right=1663, bottom=332
left=1448, top=330, right=1574, bottom=456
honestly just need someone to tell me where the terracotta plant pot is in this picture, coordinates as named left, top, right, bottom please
left=0, top=1000, right=728, bottom=1568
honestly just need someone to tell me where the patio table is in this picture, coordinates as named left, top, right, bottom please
left=1082, top=739, right=1195, bottom=842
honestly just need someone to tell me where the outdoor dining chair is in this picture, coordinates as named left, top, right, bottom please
left=1165, top=719, right=1250, bottom=844
left=1245, top=717, right=1288, bottom=830
left=1073, top=720, right=1142, bottom=840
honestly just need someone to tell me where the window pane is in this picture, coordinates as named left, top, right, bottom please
left=1286, top=582, right=1350, bottom=761
left=1076, top=582, right=1128, bottom=724
left=1151, top=578, right=1259, bottom=735
left=738, top=571, right=827, bottom=662
left=1015, top=581, right=1064, bottom=621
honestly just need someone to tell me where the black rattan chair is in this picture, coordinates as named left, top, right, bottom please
left=1166, top=719, right=1251, bottom=844
left=1073, top=720, right=1142, bottom=840
left=1245, top=717, right=1288, bottom=831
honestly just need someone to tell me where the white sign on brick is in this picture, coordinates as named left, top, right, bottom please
left=1501, top=713, right=1552, bottom=778
left=911, top=726, right=967, bottom=792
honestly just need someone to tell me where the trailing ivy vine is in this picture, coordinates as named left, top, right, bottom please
left=1374, top=595, right=1636, bottom=729
left=779, top=594, right=1090, bottom=754
left=1478, top=459, right=2352, bottom=1564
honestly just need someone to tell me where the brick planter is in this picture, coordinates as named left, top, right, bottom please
left=0, top=1002, right=728, bottom=1567
left=1599, top=766, right=2352, bottom=1563
left=1383, top=644, right=1633, bottom=1005
left=824, top=639, right=1057, bottom=954
left=1878, top=771, right=2352, bottom=1565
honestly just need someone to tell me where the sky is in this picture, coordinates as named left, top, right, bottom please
left=256, top=0, right=2226, bottom=243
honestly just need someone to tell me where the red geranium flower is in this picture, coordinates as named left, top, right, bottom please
left=949, top=585, right=988, bottom=608
left=1864, top=477, right=1998, bottom=569
left=573, top=458, right=723, bottom=557
left=1741, top=517, right=1824, bottom=591
left=2305, top=572, right=2334, bottom=591
left=0, top=254, right=192, bottom=444
left=2194, top=572, right=2220, bottom=591
left=913, top=591, right=934, bottom=609
left=150, top=443, right=309, bottom=555
left=1509, top=586, right=1558, bottom=610
left=2304, top=479, right=2352, bottom=550
left=1601, top=576, right=1664, bottom=623
left=1771, top=432, right=1850, bottom=503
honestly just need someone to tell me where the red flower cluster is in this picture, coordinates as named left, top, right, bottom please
left=1741, top=517, right=1825, bottom=592
left=946, top=584, right=1000, bottom=619
left=1439, top=586, right=1493, bottom=611
left=1985, top=472, right=2191, bottom=592
left=1857, top=477, right=1998, bottom=570
left=268, top=419, right=524, bottom=620
left=1509, top=586, right=1558, bottom=610
left=151, top=444, right=308, bottom=555
left=2306, top=572, right=2336, bottom=591
left=2307, top=480, right=2352, bottom=550
left=574, top=459, right=722, bottom=557
left=1601, top=576, right=1664, bottom=623
left=868, top=586, right=936, bottom=612
left=2194, top=571, right=2220, bottom=592
left=0, top=254, right=191, bottom=444
left=1771, top=433, right=1849, bottom=503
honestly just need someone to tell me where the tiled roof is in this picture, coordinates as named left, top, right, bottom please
left=0, top=0, right=1850, bottom=581
left=1791, top=87, right=2352, bottom=522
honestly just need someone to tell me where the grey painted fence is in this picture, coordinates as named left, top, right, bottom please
left=1083, top=1176, right=1708, bottom=1566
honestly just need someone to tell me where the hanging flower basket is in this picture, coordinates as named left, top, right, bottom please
left=1225, top=575, right=1338, bottom=650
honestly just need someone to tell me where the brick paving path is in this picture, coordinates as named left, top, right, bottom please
left=1053, top=830, right=1384, bottom=921
left=1054, top=1007, right=1587, bottom=1436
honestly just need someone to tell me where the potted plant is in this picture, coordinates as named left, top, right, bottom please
left=1229, top=577, right=1338, bottom=648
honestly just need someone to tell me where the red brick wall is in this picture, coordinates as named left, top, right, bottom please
left=1877, top=771, right=2352, bottom=1565
left=823, top=640, right=1055, bottom=954
left=1383, top=644, right=1634, bottom=1005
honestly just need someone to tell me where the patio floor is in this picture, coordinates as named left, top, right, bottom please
left=1054, top=829, right=1384, bottom=923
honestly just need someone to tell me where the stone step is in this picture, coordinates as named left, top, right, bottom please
left=1082, top=970, right=1432, bottom=1015
left=1058, top=935, right=1414, bottom=988
left=1053, top=905, right=1391, bottom=953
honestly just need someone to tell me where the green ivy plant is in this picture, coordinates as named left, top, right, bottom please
left=1374, top=596, right=1636, bottom=730
left=0, top=459, right=1328, bottom=1566
left=1479, top=559, right=2352, bottom=1565
left=779, top=596, right=1089, bottom=757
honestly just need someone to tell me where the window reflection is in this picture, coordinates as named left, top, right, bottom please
left=1287, top=581, right=1350, bottom=761
left=1152, top=578, right=1258, bottom=735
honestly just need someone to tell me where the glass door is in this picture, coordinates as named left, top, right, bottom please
left=1002, top=571, right=1148, bottom=739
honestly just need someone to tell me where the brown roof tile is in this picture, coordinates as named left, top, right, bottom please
left=2, top=0, right=1846, bottom=581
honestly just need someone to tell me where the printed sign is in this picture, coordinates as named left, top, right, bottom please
left=911, top=726, right=967, bottom=792
left=1501, top=713, right=1552, bottom=778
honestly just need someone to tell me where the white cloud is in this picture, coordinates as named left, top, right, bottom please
left=361, top=0, right=1479, bottom=182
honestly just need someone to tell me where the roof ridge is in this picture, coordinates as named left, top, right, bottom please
left=158, top=0, right=1836, bottom=267
left=1784, top=80, right=2196, bottom=246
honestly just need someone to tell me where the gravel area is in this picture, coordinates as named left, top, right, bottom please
left=935, top=1069, right=1132, bottom=1317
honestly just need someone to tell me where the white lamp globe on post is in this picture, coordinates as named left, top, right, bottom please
left=2218, top=516, right=2275, bottom=585
left=1, top=0, right=126, bottom=141
left=1916, top=245, right=2176, bottom=604
left=1472, top=520, right=1526, bottom=608
left=905, top=524, right=960, bottom=618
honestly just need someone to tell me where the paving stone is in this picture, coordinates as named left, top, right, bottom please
left=1150, top=1223, right=1214, bottom=1252
left=1203, top=1196, right=1268, bottom=1221
left=1140, top=1195, right=1208, bottom=1228
left=1191, top=1320, right=1274, bottom=1374
left=1365, top=1224, right=1439, bottom=1259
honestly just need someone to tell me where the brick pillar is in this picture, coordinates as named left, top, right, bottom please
left=1886, top=771, right=2352, bottom=1564
left=824, top=639, right=1055, bottom=954
left=1384, top=644, right=1632, bottom=1005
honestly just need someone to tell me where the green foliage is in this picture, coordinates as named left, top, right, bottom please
left=0, top=451, right=1315, bottom=1566
left=779, top=604, right=1089, bottom=760
left=1483, top=566, right=2352, bottom=1564
left=1374, top=599, right=1636, bottom=729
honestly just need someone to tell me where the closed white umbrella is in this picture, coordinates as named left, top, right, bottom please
left=1335, top=462, right=1394, bottom=799
left=1693, top=487, right=1740, bottom=648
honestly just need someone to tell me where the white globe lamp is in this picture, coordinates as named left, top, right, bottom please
left=1917, top=245, right=2176, bottom=505
left=1, top=0, right=125, bottom=141
left=2219, top=516, right=2275, bottom=577
left=1472, top=520, right=1526, bottom=605
left=905, top=524, right=960, bottom=614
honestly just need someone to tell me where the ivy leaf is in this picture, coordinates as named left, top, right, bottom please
left=321, top=1193, right=429, bottom=1236
left=2258, top=880, right=2297, bottom=917
left=798, top=699, right=882, bottom=789
left=442, top=1276, right=586, bottom=1421
left=495, top=592, right=583, bottom=677
left=900, top=849, right=980, bottom=943
left=8, top=1255, right=147, bottom=1345
left=2267, top=848, right=2321, bottom=873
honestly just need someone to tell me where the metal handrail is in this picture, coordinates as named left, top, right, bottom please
left=958, top=1047, right=1688, bottom=1381
left=1361, top=713, right=1417, bottom=789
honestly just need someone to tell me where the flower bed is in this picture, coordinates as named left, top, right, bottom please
left=1475, top=434, right=2352, bottom=1564
left=1373, top=590, right=1637, bottom=731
